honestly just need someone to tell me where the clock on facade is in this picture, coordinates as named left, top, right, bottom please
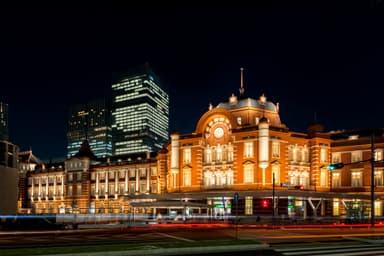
left=214, top=127, right=224, bottom=138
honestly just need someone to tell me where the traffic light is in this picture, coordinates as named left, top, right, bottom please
left=326, top=162, right=344, bottom=170
left=261, top=199, right=269, bottom=208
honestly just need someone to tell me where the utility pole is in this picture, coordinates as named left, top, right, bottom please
left=371, top=133, right=375, bottom=227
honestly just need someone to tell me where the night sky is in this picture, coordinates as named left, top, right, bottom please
left=1, top=2, right=383, bottom=161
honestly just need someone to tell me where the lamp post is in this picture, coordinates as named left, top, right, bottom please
left=370, top=133, right=375, bottom=227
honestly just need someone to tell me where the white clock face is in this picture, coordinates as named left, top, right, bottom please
left=214, top=127, right=224, bottom=138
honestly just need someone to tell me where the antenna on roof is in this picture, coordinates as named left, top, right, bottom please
left=239, top=67, right=244, bottom=96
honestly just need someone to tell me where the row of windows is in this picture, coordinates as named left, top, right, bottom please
left=331, top=170, right=384, bottom=187
left=332, top=149, right=384, bottom=164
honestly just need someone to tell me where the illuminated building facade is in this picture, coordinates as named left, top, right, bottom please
left=19, top=69, right=384, bottom=222
left=67, top=99, right=112, bottom=158
left=0, top=102, right=8, bottom=141
left=24, top=141, right=161, bottom=214
left=111, top=64, right=169, bottom=156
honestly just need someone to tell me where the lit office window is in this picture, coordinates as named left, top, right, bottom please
left=375, top=201, right=382, bottom=216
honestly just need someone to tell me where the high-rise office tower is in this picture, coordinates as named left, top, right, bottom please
left=67, top=98, right=112, bottom=158
left=111, top=64, right=169, bottom=155
left=0, top=102, right=8, bottom=141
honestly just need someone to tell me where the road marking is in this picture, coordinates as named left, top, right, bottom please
left=155, top=232, right=194, bottom=242
left=276, top=244, right=384, bottom=256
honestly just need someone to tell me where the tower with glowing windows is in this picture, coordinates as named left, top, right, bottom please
left=67, top=99, right=112, bottom=158
left=111, top=64, right=169, bottom=155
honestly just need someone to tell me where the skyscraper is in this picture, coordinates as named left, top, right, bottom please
left=111, top=64, right=169, bottom=155
left=0, top=102, right=8, bottom=141
left=67, top=98, right=112, bottom=158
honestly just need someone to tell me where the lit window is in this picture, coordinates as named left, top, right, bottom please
left=272, top=141, right=280, bottom=158
left=320, top=169, right=328, bottom=187
left=183, top=168, right=191, bottom=187
left=183, top=148, right=191, bottom=163
left=332, top=172, right=341, bottom=188
left=375, top=149, right=383, bottom=161
left=244, top=165, right=254, bottom=183
left=375, top=170, right=383, bottom=186
left=237, top=117, right=242, bottom=125
left=351, top=151, right=362, bottom=163
left=333, top=199, right=340, bottom=216
left=351, top=171, right=362, bottom=187
left=244, top=142, right=253, bottom=158
left=245, top=196, right=253, bottom=215
left=272, top=165, right=280, bottom=184
left=320, top=148, right=327, bottom=163
left=332, top=152, right=341, bottom=164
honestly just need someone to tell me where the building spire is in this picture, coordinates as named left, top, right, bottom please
left=239, top=67, right=244, bottom=96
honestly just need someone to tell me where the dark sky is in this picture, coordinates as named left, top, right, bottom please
left=1, top=2, right=383, bottom=161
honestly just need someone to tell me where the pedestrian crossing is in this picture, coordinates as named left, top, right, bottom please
left=275, top=244, right=384, bottom=256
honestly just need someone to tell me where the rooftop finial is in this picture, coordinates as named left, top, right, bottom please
left=239, top=67, right=244, bottom=96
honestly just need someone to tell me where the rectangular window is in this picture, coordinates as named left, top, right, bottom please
left=245, top=196, right=253, bottom=215
left=320, top=169, right=328, bottom=187
left=244, top=165, right=254, bottom=183
left=68, top=173, right=73, bottom=182
left=91, top=172, right=96, bottom=180
left=140, top=168, right=146, bottom=178
left=77, top=172, right=82, bottom=181
left=333, top=200, right=340, bottom=216
left=183, top=168, right=191, bottom=186
left=91, top=184, right=96, bottom=196
left=375, top=170, right=383, bottom=186
left=151, top=181, right=158, bottom=193
left=77, top=184, right=81, bottom=195
left=351, top=171, right=362, bottom=187
left=183, top=148, right=191, bottom=163
left=67, top=185, right=73, bottom=196
left=151, top=167, right=158, bottom=176
left=375, top=201, right=382, bottom=217
left=272, top=141, right=280, bottom=158
left=320, top=148, right=327, bottom=163
left=332, top=172, right=341, bottom=188
left=129, top=169, right=135, bottom=178
left=244, top=142, right=253, bottom=158
left=272, top=165, right=280, bottom=184
left=332, top=152, right=341, bottom=164
left=351, top=151, right=362, bottom=163
left=119, top=171, right=125, bottom=179
left=375, top=149, right=383, bottom=161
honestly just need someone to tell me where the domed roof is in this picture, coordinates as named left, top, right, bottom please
left=217, top=97, right=277, bottom=112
